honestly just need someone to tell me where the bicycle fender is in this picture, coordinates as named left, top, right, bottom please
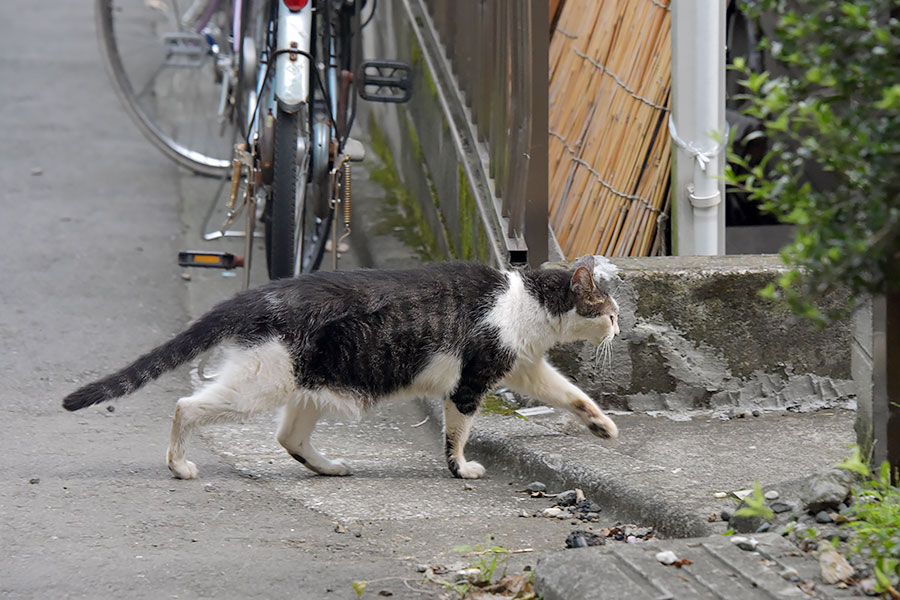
left=274, top=3, right=312, bottom=112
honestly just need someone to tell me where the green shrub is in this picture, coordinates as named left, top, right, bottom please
left=727, top=0, right=900, bottom=322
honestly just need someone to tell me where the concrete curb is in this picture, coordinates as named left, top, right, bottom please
left=419, top=397, right=716, bottom=538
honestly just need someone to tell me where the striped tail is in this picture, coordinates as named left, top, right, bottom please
left=62, top=313, right=230, bottom=411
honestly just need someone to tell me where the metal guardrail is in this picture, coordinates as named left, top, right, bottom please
left=423, top=0, right=548, bottom=266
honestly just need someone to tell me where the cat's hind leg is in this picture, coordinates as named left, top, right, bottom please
left=442, top=397, right=485, bottom=479
left=167, top=341, right=296, bottom=479
left=502, top=358, right=618, bottom=440
left=277, top=395, right=352, bottom=476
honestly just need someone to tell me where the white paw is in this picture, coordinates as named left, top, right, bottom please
left=457, top=461, right=486, bottom=479
left=168, top=459, right=199, bottom=480
left=316, top=458, right=352, bottom=477
left=587, top=414, right=619, bottom=440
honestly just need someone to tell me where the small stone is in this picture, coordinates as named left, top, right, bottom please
left=542, top=507, right=563, bottom=518
left=802, top=469, right=852, bottom=513
left=556, top=490, right=578, bottom=506
left=334, top=524, right=347, bottom=534
left=181, top=272, right=192, bottom=281
left=463, top=483, right=474, bottom=491
left=655, top=550, right=678, bottom=565
left=756, top=523, right=771, bottom=533
left=31, top=167, right=43, bottom=176
left=565, top=530, right=604, bottom=548
left=730, top=536, right=759, bottom=551
left=556, top=512, right=572, bottom=520
left=626, top=535, right=638, bottom=543
left=518, top=509, right=530, bottom=518
left=584, top=512, right=600, bottom=521
left=764, top=490, right=779, bottom=500
left=714, top=492, right=727, bottom=499
left=524, top=481, right=546, bottom=493
left=815, top=511, right=833, bottom=524
left=770, top=502, right=793, bottom=514
left=752, top=410, right=761, bottom=417
left=859, top=577, right=878, bottom=596
left=29, top=478, right=40, bottom=484
left=719, top=509, right=732, bottom=522
left=779, top=566, right=800, bottom=581
left=708, top=513, right=718, bottom=522
left=416, top=565, right=428, bottom=573
left=107, top=405, right=115, bottom=413
left=818, top=542, right=854, bottom=584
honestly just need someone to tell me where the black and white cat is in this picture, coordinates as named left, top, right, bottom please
left=63, top=255, right=620, bottom=480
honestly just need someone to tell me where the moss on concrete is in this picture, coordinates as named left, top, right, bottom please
left=367, top=117, right=443, bottom=262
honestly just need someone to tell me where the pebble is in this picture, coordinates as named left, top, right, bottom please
left=655, top=550, right=678, bottom=565
left=764, top=490, right=779, bottom=500
left=755, top=523, right=771, bottom=533
left=565, top=530, right=604, bottom=549
left=859, top=577, right=878, bottom=596
left=770, top=502, right=793, bottom=514
left=518, top=509, right=530, bottom=518
left=730, top=536, right=759, bottom=551
left=31, top=167, right=43, bottom=176
left=107, top=405, right=115, bottom=413
left=542, top=507, right=563, bottom=518
left=818, top=542, right=854, bottom=584
left=815, top=511, right=833, bottom=524
left=29, top=478, right=40, bottom=485
left=714, top=492, right=727, bottom=499
left=524, top=481, right=546, bottom=493
left=752, top=409, right=761, bottom=417
left=719, top=509, right=732, bottom=522
left=556, top=490, right=578, bottom=506
left=416, top=565, right=428, bottom=573
left=779, top=566, right=800, bottom=582
left=626, top=535, right=638, bottom=543
left=584, top=512, right=601, bottom=521
left=555, top=512, right=572, bottom=520
left=181, top=272, right=192, bottom=281
left=463, top=483, right=474, bottom=491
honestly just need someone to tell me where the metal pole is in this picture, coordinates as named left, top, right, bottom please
left=670, top=1, right=726, bottom=256
left=524, top=0, right=549, bottom=268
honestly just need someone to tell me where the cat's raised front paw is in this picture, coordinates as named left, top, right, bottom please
left=587, top=415, right=619, bottom=440
left=168, top=459, right=199, bottom=480
left=457, top=460, right=486, bottom=479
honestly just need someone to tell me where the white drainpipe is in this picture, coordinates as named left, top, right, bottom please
left=670, top=1, right=727, bottom=256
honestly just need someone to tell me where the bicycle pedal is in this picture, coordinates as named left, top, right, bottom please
left=178, top=251, right=244, bottom=269
left=163, top=32, right=207, bottom=68
left=357, top=61, right=413, bottom=103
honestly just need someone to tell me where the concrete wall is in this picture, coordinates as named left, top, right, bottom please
left=546, top=256, right=855, bottom=416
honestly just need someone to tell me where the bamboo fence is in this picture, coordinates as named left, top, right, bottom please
left=549, top=0, right=672, bottom=258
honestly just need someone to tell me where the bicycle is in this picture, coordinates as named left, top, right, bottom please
left=96, top=0, right=412, bottom=285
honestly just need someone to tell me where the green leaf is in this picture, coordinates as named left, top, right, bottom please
left=837, top=446, right=871, bottom=478
left=733, top=482, right=775, bottom=522
left=352, top=581, right=367, bottom=597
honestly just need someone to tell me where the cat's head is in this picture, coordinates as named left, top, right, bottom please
left=569, top=255, right=620, bottom=344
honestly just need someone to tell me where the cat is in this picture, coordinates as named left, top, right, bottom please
left=62, top=255, right=620, bottom=480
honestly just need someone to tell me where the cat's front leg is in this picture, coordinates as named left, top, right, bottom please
left=503, top=358, right=618, bottom=440
left=442, top=396, right=485, bottom=479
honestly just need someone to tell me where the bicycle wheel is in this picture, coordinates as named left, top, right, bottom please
left=265, top=107, right=332, bottom=278
left=96, top=0, right=241, bottom=176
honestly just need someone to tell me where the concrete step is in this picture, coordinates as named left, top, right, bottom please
left=535, top=532, right=857, bottom=600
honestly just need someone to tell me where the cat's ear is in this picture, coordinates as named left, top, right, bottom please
left=572, top=255, right=596, bottom=272
left=571, top=266, right=596, bottom=296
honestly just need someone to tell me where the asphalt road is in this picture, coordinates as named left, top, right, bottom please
left=0, top=3, right=621, bottom=598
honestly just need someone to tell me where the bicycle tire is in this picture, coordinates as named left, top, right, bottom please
left=95, top=0, right=239, bottom=176
left=267, top=108, right=299, bottom=279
